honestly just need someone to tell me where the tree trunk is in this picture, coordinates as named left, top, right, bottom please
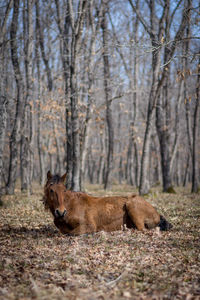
left=37, top=101, right=46, bottom=185
left=0, top=0, right=11, bottom=194
left=69, top=0, right=87, bottom=191
left=0, top=97, right=7, bottom=194
left=36, top=25, right=46, bottom=186
left=7, top=0, right=25, bottom=195
left=156, top=86, right=173, bottom=192
left=97, top=133, right=105, bottom=184
left=184, top=0, right=193, bottom=159
left=138, top=0, right=163, bottom=194
left=117, top=105, right=124, bottom=184
left=139, top=62, right=160, bottom=194
left=132, top=0, right=139, bottom=187
left=170, top=78, right=184, bottom=174
left=175, top=151, right=181, bottom=186
left=191, top=57, right=200, bottom=192
left=101, top=1, right=114, bottom=190
left=155, top=0, right=174, bottom=192
left=126, top=139, right=134, bottom=185
left=70, top=60, right=81, bottom=191
left=55, top=0, right=72, bottom=188
left=53, top=121, right=62, bottom=175
left=21, top=0, right=34, bottom=194
left=183, top=153, right=190, bottom=187
left=35, top=1, right=53, bottom=91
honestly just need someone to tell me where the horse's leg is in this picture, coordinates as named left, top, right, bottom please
left=54, top=218, right=71, bottom=234
left=125, top=202, right=145, bottom=231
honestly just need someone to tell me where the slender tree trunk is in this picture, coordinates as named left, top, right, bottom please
left=170, top=78, right=184, bottom=173
left=37, top=102, right=46, bottom=185
left=126, top=139, right=134, bottom=185
left=101, top=1, right=114, bottom=190
left=139, top=0, right=162, bottom=195
left=35, top=1, right=52, bottom=91
left=55, top=0, right=72, bottom=188
left=150, top=134, right=160, bottom=185
left=183, top=153, right=190, bottom=187
left=134, top=141, right=139, bottom=186
left=36, top=27, right=45, bottom=185
left=97, top=133, right=105, bottom=184
left=139, top=59, right=160, bottom=194
left=191, top=56, right=200, bottom=192
left=117, top=105, right=124, bottom=184
left=184, top=2, right=193, bottom=158
left=7, top=0, right=25, bottom=194
left=175, top=151, right=181, bottom=186
left=21, top=0, right=34, bottom=194
left=0, top=0, right=11, bottom=194
left=0, top=97, right=7, bottom=194
left=183, top=0, right=193, bottom=188
left=53, top=121, right=62, bottom=175
left=132, top=0, right=139, bottom=187
left=68, top=0, right=87, bottom=191
left=70, top=57, right=81, bottom=191
left=155, top=0, right=175, bottom=192
left=156, top=85, right=173, bottom=192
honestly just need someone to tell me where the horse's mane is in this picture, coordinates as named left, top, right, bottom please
left=65, top=190, right=87, bottom=200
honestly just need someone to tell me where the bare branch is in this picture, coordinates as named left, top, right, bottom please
left=128, top=0, right=154, bottom=38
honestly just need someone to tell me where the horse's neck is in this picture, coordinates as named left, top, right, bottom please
left=65, top=190, right=82, bottom=201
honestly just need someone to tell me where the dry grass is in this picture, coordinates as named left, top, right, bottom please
left=0, top=183, right=200, bottom=300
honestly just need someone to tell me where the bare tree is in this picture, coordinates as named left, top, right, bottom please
left=191, top=55, right=200, bottom=192
left=101, top=0, right=114, bottom=189
left=54, top=0, right=72, bottom=188
left=35, top=21, right=46, bottom=185
left=0, top=97, right=7, bottom=196
left=20, top=0, right=35, bottom=194
left=68, top=0, right=88, bottom=191
left=35, top=1, right=53, bottom=91
left=0, top=0, right=12, bottom=195
left=7, top=0, right=25, bottom=194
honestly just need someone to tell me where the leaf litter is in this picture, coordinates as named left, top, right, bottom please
left=0, top=184, right=200, bottom=299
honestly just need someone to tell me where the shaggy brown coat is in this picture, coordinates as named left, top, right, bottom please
left=43, top=171, right=172, bottom=235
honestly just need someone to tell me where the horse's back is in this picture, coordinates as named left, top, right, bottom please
left=78, top=195, right=127, bottom=231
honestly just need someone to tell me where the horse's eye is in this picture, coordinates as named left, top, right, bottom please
left=50, top=189, right=54, bottom=194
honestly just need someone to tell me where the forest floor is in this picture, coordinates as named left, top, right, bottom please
left=0, top=183, right=200, bottom=300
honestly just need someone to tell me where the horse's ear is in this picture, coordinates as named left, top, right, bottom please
left=61, top=173, right=67, bottom=183
left=47, top=170, right=52, bottom=180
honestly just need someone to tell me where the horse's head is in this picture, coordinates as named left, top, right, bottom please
left=44, top=171, right=67, bottom=219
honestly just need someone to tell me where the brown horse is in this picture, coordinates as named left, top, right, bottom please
left=43, top=171, right=172, bottom=235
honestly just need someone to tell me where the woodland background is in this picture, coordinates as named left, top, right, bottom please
left=0, top=0, right=199, bottom=196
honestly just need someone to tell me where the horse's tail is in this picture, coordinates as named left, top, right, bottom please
left=158, top=215, right=173, bottom=231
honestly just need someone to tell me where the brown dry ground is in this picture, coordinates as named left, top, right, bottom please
left=0, top=183, right=200, bottom=300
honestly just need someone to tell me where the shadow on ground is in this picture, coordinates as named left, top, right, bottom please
left=0, top=224, right=59, bottom=238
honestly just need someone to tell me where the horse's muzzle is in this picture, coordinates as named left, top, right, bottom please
left=55, top=209, right=67, bottom=218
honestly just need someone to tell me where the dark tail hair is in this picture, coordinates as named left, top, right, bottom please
left=158, top=215, right=173, bottom=231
